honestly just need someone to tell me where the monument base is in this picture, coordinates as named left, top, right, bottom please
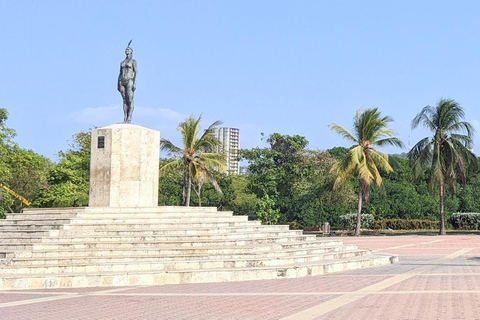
left=89, top=124, right=160, bottom=207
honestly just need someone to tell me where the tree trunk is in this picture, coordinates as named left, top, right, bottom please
left=184, top=164, right=192, bottom=207
left=439, top=181, right=446, bottom=235
left=192, top=184, right=202, bottom=207
left=198, top=186, right=202, bottom=207
left=355, top=187, right=362, bottom=236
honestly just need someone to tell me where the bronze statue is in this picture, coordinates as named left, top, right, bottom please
left=118, top=40, right=138, bottom=123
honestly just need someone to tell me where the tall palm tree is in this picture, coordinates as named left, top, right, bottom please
left=408, top=99, right=476, bottom=235
left=192, top=169, right=223, bottom=207
left=329, top=108, right=404, bottom=236
left=160, top=116, right=226, bottom=206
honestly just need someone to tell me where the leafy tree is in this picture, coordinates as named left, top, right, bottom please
left=4, top=146, right=52, bottom=212
left=160, top=116, right=226, bottom=206
left=228, top=175, right=258, bottom=215
left=327, top=146, right=349, bottom=160
left=458, top=169, right=480, bottom=213
left=242, top=133, right=308, bottom=222
left=0, top=109, right=16, bottom=182
left=256, top=194, right=280, bottom=225
left=329, top=108, right=404, bottom=235
left=35, top=131, right=91, bottom=207
left=158, top=159, right=183, bottom=206
left=243, top=133, right=354, bottom=229
left=408, top=99, right=476, bottom=235
left=192, top=169, right=223, bottom=207
left=190, top=170, right=235, bottom=210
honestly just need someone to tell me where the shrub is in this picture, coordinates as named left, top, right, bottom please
left=339, top=213, right=374, bottom=230
left=450, top=213, right=480, bottom=230
left=373, top=219, right=439, bottom=230
left=256, top=195, right=280, bottom=225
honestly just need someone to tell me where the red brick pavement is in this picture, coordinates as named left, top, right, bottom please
left=0, top=235, right=479, bottom=320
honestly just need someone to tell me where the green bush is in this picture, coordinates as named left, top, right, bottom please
left=339, top=213, right=374, bottom=230
left=450, top=213, right=480, bottom=230
left=373, top=219, right=439, bottom=230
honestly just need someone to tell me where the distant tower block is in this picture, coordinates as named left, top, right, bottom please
left=89, top=124, right=160, bottom=207
left=213, top=127, right=240, bottom=175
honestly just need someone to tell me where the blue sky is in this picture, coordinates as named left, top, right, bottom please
left=2, top=1, right=480, bottom=160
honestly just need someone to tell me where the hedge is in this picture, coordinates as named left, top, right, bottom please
left=450, top=213, right=480, bottom=230
left=339, top=213, right=374, bottom=230
left=373, top=219, right=439, bottom=230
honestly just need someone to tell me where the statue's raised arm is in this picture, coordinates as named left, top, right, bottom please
left=118, top=40, right=137, bottom=123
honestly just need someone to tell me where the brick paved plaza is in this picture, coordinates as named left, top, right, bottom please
left=1, top=235, right=479, bottom=320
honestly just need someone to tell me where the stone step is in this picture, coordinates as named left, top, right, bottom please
left=0, top=225, right=64, bottom=231
left=6, top=213, right=79, bottom=220
left=1, top=244, right=359, bottom=267
left=1, top=216, right=248, bottom=225
left=1, top=230, right=306, bottom=243
left=0, top=254, right=397, bottom=290
left=0, top=249, right=371, bottom=275
left=7, top=212, right=237, bottom=221
left=4, top=240, right=349, bottom=259
left=61, top=221, right=262, bottom=230
left=0, top=221, right=263, bottom=231
left=2, top=244, right=358, bottom=266
left=0, top=235, right=318, bottom=251
left=0, top=219, right=73, bottom=225
left=0, top=230, right=50, bottom=238
left=21, top=207, right=220, bottom=215
left=48, top=225, right=291, bottom=236
left=68, top=216, right=249, bottom=224
left=0, top=225, right=291, bottom=238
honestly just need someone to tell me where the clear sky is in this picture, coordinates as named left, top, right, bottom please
left=2, top=1, right=480, bottom=160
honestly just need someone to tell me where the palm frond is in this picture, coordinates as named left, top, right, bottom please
left=194, top=168, right=223, bottom=195
left=411, top=105, right=436, bottom=131
left=178, top=116, right=202, bottom=150
left=375, top=137, right=405, bottom=149
left=328, top=124, right=357, bottom=143
left=160, top=139, right=182, bottom=155
left=369, top=149, right=393, bottom=173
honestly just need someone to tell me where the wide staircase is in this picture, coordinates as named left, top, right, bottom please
left=0, top=207, right=397, bottom=290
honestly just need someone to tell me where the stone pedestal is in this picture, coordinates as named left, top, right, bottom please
left=89, top=124, right=160, bottom=207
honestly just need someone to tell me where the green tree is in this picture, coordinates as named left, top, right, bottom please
left=158, top=159, right=183, bottom=206
left=192, top=169, right=223, bottom=207
left=329, top=108, right=404, bottom=235
left=160, top=116, right=226, bottom=206
left=4, top=146, right=52, bottom=212
left=242, top=134, right=308, bottom=223
left=256, top=194, right=280, bottom=225
left=408, top=99, right=476, bottom=235
left=228, top=175, right=258, bottom=215
left=0, top=109, right=17, bottom=182
left=191, top=170, right=235, bottom=210
left=243, top=133, right=353, bottom=229
left=35, top=131, right=91, bottom=207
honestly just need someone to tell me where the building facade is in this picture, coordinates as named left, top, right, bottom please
left=213, top=127, right=240, bottom=175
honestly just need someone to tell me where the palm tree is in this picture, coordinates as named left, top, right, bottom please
left=192, top=169, right=223, bottom=207
left=160, top=116, right=226, bottom=206
left=408, top=99, right=476, bottom=235
left=329, top=108, right=404, bottom=236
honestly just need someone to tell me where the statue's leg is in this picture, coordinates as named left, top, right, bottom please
left=120, top=85, right=128, bottom=123
left=126, top=82, right=134, bottom=123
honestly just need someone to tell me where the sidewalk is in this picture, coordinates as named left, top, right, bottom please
left=1, top=235, right=479, bottom=320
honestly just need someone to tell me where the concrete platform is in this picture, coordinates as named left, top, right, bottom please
left=0, top=235, right=477, bottom=319
left=0, top=207, right=395, bottom=290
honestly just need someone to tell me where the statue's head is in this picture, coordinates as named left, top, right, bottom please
left=125, top=39, right=133, bottom=56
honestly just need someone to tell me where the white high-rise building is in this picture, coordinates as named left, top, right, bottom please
left=213, top=127, right=240, bottom=175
